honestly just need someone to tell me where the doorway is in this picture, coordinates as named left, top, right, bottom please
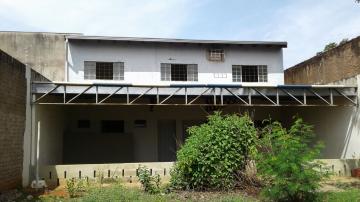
left=158, top=120, right=177, bottom=162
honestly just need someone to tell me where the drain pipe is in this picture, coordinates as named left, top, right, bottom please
left=35, top=121, right=40, bottom=186
left=31, top=120, right=46, bottom=189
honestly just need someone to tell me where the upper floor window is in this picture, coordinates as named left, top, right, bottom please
left=207, top=49, right=225, bottom=62
left=232, top=65, right=268, bottom=82
left=161, top=63, right=198, bottom=81
left=84, top=61, right=124, bottom=80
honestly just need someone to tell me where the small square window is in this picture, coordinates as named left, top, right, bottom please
left=134, top=120, right=147, bottom=128
left=101, top=120, right=124, bottom=133
left=78, top=120, right=90, bottom=128
left=208, top=49, right=225, bottom=61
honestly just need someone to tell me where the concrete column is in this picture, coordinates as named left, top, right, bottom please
left=22, top=66, right=32, bottom=187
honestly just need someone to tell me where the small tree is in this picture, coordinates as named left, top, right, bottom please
left=170, top=112, right=257, bottom=190
left=323, top=42, right=337, bottom=52
left=339, top=38, right=349, bottom=45
left=255, top=118, right=327, bottom=202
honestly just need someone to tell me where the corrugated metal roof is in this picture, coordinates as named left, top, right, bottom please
left=66, top=35, right=287, bottom=47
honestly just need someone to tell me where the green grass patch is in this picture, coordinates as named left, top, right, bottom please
left=29, top=183, right=360, bottom=202
left=36, top=183, right=255, bottom=202
left=319, top=189, right=360, bottom=202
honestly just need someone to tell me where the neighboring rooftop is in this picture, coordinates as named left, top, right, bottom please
left=285, top=35, right=360, bottom=85
left=66, top=35, right=287, bottom=48
left=0, top=30, right=81, bottom=35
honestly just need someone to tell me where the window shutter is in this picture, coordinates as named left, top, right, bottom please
left=258, top=65, right=268, bottom=82
left=232, top=65, right=242, bottom=82
left=84, top=61, right=96, bottom=80
left=187, top=64, right=198, bottom=81
left=113, top=62, right=124, bottom=80
left=161, top=63, right=171, bottom=81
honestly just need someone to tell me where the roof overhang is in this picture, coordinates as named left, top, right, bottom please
left=31, top=82, right=356, bottom=106
left=66, top=35, right=287, bottom=48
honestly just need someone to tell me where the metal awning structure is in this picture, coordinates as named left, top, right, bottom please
left=31, top=82, right=357, bottom=106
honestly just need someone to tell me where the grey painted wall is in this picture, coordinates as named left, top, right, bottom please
left=0, top=32, right=67, bottom=81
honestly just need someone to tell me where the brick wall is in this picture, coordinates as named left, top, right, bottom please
left=285, top=36, right=360, bottom=84
left=0, top=50, right=26, bottom=191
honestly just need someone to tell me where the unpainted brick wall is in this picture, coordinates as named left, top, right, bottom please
left=285, top=36, right=360, bottom=84
left=0, top=50, right=26, bottom=191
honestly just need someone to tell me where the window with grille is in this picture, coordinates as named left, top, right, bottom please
left=171, top=64, right=187, bottom=81
left=187, top=64, right=198, bottom=81
left=101, top=120, right=124, bottom=133
left=160, top=63, right=198, bottom=82
left=78, top=120, right=90, bottom=128
left=232, top=65, right=268, bottom=82
left=232, top=66, right=242, bottom=82
left=257, top=65, right=268, bottom=82
left=208, top=49, right=225, bottom=61
left=84, top=61, right=124, bottom=80
left=96, top=62, right=113, bottom=80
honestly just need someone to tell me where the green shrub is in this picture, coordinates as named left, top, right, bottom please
left=66, top=178, right=86, bottom=198
left=137, top=166, right=161, bottom=194
left=171, top=112, right=257, bottom=190
left=255, top=117, right=328, bottom=202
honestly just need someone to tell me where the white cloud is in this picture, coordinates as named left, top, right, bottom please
left=0, top=0, right=197, bottom=37
left=0, top=0, right=359, bottom=68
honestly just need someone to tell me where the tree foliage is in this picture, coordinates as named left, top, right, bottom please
left=323, top=42, right=337, bottom=52
left=170, top=112, right=257, bottom=190
left=255, top=118, right=328, bottom=202
left=316, top=38, right=348, bottom=56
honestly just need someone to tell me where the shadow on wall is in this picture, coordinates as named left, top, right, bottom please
left=342, top=107, right=360, bottom=158
left=280, top=106, right=359, bottom=159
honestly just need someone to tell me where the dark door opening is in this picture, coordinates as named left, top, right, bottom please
left=158, top=120, right=177, bottom=162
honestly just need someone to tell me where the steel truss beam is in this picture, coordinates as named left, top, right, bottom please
left=31, top=82, right=358, bottom=107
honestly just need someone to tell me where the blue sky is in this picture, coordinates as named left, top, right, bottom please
left=0, top=0, right=359, bottom=68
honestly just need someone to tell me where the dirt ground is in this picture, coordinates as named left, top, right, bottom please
left=320, top=176, right=360, bottom=192
left=2, top=176, right=360, bottom=201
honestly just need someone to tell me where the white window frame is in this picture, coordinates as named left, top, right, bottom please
left=160, top=63, right=198, bottom=82
left=232, top=65, right=268, bottom=82
left=84, top=61, right=124, bottom=81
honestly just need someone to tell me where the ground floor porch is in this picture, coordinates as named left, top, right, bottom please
left=24, top=104, right=360, bottom=186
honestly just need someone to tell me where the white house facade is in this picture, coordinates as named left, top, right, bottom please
left=24, top=35, right=359, bottom=188
left=66, top=36, right=285, bottom=85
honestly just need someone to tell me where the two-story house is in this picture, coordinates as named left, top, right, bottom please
left=24, top=34, right=357, bottom=187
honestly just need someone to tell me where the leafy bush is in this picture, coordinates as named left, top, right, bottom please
left=66, top=178, right=86, bottom=198
left=137, top=166, right=161, bottom=194
left=171, top=112, right=257, bottom=190
left=255, top=117, right=328, bottom=202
